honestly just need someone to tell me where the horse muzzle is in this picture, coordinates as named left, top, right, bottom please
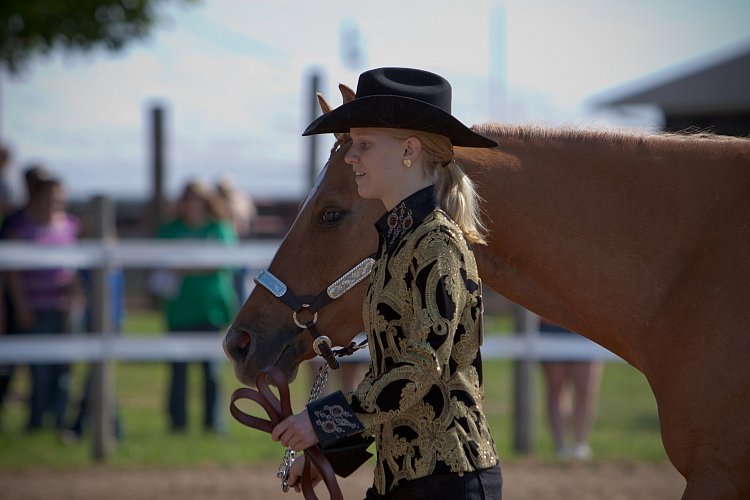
left=223, top=324, right=253, bottom=382
left=223, top=322, right=302, bottom=387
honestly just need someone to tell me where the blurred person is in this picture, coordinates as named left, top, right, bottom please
left=61, top=267, right=125, bottom=443
left=215, top=175, right=257, bottom=302
left=539, top=318, right=603, bottom=460
left=0, top=147, right=11, bottom=428
left=0, top=144, right=14, bottom=220
left=62, top=216, right=126, bottom=443
left=0, top=164, right=56, bottom=428
left=215, top=175, right=256, bottom=239
left=1, top=164, right=53, bottom=226
left=0, top=273, right=8, bottom=430
left=156, top=179, right=239, bottom=434
left=3, top=173, right=83, bottom=431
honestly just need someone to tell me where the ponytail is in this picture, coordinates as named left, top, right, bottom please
left=388, top=129, right=488, bottom=245
left=434, top=159, right=487, bottom=245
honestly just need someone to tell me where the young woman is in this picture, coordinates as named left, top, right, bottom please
left=271, top=67, right=502, bottom=499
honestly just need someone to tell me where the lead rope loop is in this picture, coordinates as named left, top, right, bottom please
left=278, top=362, right=331, bottom=492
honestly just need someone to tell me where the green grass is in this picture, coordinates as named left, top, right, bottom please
left=0, top=310, right=668, bottom=469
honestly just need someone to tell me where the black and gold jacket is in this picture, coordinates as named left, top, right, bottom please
left=307, top=186, right=498, bottom=495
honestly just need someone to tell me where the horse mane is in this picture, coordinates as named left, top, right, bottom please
left=472, top=123, right=750, bottom=152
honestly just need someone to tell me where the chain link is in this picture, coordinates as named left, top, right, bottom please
left=277, top=362, right=330, bottom=492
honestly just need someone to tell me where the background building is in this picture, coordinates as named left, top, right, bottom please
left=597, top=42, right=750, bottom=137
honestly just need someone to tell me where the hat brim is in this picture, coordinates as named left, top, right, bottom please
left=302, top=95, right=497, bottom=148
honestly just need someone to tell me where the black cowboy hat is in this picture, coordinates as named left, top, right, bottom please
left=303, top=67, right=497, bottom=148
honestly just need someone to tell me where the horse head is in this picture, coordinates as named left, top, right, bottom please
left=224, top=85, right=382, bottom=386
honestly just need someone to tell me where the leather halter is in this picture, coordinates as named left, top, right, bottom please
left=253, top=256, right=375, bottom=369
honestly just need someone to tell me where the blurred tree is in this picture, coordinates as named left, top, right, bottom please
left=0, top=0, right=196, bottom=75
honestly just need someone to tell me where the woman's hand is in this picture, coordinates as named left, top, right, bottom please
left=271, top=410, right=319, bottom=451
left=286, top=453, right=322, bottom=493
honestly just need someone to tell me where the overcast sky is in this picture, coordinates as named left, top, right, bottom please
left=3, top=0, right=750, bottom=200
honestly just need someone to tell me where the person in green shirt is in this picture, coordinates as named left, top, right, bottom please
left=157, top=179, right=239, bottom=433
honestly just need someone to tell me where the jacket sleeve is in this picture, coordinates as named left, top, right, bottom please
left=306, top=390, right=375, bottom=477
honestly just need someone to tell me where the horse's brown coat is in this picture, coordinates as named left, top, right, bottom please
left=224, top=115, right=750, bottom=498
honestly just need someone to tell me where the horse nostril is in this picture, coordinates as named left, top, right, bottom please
left=236, top=330, right=252, bottom=351
left=224, top=327, right=252, bottom=367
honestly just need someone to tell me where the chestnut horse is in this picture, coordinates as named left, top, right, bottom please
left=224, top=88, right=750, bottom=499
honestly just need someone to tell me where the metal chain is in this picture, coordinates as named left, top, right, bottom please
left=277, top=362, right=330, bottom=492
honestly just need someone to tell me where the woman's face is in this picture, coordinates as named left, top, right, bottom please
left=180, top=190, right=209, bottom=226
left=34, top=182, right=66, bottom=216
left=345, top=128, right=410, bottom=208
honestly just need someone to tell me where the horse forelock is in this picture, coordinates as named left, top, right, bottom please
left=472, top=122, right=750, bottom=152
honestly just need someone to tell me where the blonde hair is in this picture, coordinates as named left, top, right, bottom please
left=388, top=129, right=487, bottom=245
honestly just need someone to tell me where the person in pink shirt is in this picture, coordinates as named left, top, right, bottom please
left=4, top=172, right=82, bottom=431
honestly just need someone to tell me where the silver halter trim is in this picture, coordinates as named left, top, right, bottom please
left=327, top=257, right=376, bottom=299
left=255, top=257, right=375, bottom=301
left=255, top=270, right=287, bottom=297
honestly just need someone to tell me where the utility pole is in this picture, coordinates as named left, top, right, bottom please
left=149, top=104, right=166, bottom=233
left=306, top=71, right=322, bottom=190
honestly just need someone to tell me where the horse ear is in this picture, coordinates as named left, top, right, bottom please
left=317, top=92, right=346, bottom=141
left=317, top=93, right=333, bottom=114
left=339, top=84, right=355, bottom=104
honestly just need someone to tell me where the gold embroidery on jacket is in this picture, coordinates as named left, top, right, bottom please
left=348, top=210, right=498, bottom=494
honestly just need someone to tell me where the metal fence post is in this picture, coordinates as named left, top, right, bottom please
left=90, top=195, right=115, bottom=461
left=307, top=70, right=322, bottom=190
left=512, top=306, right=539, bottom=453
left=150, top=105, right=167, bottom=234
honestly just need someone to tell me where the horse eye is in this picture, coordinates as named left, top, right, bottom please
left=321, top=208, right=343, bottom=224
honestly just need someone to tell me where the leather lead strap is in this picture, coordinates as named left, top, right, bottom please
left=230, top=366, right=343, bottom=500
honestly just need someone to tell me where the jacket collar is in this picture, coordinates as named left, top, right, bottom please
left=375, top=185, right=438, bottom=253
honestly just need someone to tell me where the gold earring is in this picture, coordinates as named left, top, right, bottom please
left=403, top=159, right=412, bottom=168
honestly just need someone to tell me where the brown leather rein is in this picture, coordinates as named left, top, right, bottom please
left=230, top=366, right=342, bottom=500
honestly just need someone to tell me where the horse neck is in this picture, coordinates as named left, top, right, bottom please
left=459, top=126, right=750, bottom=367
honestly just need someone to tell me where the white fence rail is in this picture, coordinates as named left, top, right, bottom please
left=0, top=332, right=620, bottom=364
left=0, top=237, right=620, bottom=460
left=0, top=239, right=280, bottom=270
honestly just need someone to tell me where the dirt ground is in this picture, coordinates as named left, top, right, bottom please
left=0, top=460, right=686, bottom=500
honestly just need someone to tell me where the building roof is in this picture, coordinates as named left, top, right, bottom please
left=596, top=41, right=750, bottom=115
